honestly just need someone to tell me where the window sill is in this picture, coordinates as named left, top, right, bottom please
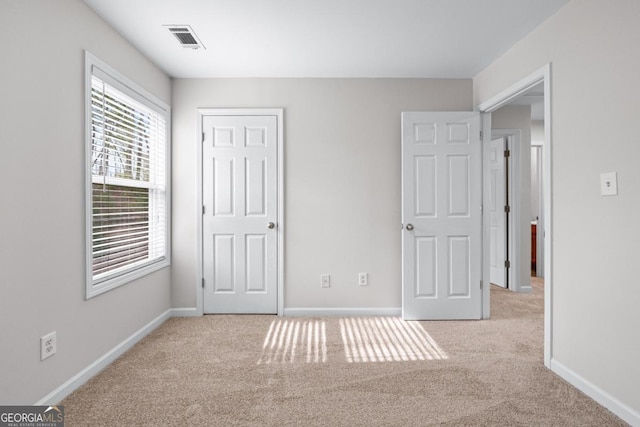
left=86, top=258, right=170, bottom=299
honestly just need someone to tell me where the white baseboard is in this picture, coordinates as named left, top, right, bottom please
left=550, top=359, right=640, bottom=426
left=36, top=306, right=405, bottom=405
left=35, top=309, right=172, bottom=405
left=283, top=307, right=401, bottom=317
left=170, top=307, right=200, bottom=317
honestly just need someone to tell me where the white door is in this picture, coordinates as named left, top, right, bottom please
left=489, top=137, right=507, bottom=288
left=402, top=112, right=482, bottom=320
left=202, top=115, right=278, bottom=313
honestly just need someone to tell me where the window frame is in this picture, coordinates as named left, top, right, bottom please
left=84, top=51, right=171, bottom=299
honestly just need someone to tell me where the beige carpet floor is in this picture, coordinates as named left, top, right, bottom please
left=61, top=279, right=626, bottom=426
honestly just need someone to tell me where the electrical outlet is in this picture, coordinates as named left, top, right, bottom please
left=41, top=331, right=56, bottom=361
left=359, top=272, right=368, bottom=286
left=320, top=274, right=331, bottom=288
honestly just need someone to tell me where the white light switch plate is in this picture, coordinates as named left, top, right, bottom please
left=320, top=274, right=330, bottom=288
left=600, top=172, right=618, bottom=196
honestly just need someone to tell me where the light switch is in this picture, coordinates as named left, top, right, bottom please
left=600, top=172, right=618, bottom=196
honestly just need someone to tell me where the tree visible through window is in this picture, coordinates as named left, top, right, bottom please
left=86, top=53, right=169, bottom=297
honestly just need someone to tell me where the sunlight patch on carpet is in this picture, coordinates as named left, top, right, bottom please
left=257, top=319, right=327, bottom=364
left=339, top=317, right=448, bottom=362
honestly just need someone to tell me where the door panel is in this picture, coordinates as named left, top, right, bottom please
left=213, top=158, right=234, bottom=216
left=203, top=115, right=278, bottom=313
left=402, top=112, right=482, bottom=320
left=213, top=235, right=235, bottom=292
left=245, top=235, right=266, bottom=292
left=415, top=236, right=437, bottom=297
left=448, top=155, right=470, bottom=216
left=449, top=236, right=470, bottom=297
left=245, top=158, right=266, bottom=216
left=415, top=156, right=437, bottom=217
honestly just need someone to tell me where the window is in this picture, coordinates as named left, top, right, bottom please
left=85, top=52, right=170, bottom=298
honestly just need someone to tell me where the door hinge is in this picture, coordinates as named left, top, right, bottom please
left=504, top=205, right=510, bottom=213
left=480, top=130, right=483, bottom=139
left=202, top=278, right=205, bottom=288
left=202, top=132, right=205, bottom=143
left=505, top=260, right=511, bottom=269
left=504, top=149, right=511, bottom=158
left=480, top=280, right=483, bottom=290
left=202, top=206, right=205, bottom=215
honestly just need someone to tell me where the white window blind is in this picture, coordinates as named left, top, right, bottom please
left=85, top=52, right=169, bottom=297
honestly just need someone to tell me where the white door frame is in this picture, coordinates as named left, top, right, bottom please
left=195, top=108, right=285, bottom=316
left=478, top=63, right=552, bottom=367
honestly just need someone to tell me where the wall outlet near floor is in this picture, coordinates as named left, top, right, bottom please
left=359, top=272, right=368, bottom=286
left=41, top=331, right=57, bottom=360
left=320, top=274, right=331, bottom=288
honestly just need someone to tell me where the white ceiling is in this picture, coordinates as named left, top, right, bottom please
left=82, top=0, right=568, bottom=79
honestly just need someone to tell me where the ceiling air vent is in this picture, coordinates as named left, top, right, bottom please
left=165, top=25, right=205, bottom=50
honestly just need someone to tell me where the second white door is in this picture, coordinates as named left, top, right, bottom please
left=401, top=111, right=482, bottom=320
left=489, top=137, right=507, bottom=288
left=202, top=114, right=278, bottom=314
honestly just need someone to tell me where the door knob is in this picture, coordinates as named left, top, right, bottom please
left=268, top=222, right=276, bottom=229
left=406, top=224, right=414, bottom=231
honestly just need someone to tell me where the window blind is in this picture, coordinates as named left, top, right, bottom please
left=90, top=74, right=167, bottom=284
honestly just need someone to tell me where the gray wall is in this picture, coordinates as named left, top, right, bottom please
left=475, top=0, right=640, bottom=417
left=0, top=0, right=171, bottom=404
left=171, top=79, right=473, bottom=311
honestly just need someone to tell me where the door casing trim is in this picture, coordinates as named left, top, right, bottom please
left=196, top=108, right=285, bottom=316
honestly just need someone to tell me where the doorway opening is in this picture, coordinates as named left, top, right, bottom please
left=479, top=64, right=552, bottom=367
